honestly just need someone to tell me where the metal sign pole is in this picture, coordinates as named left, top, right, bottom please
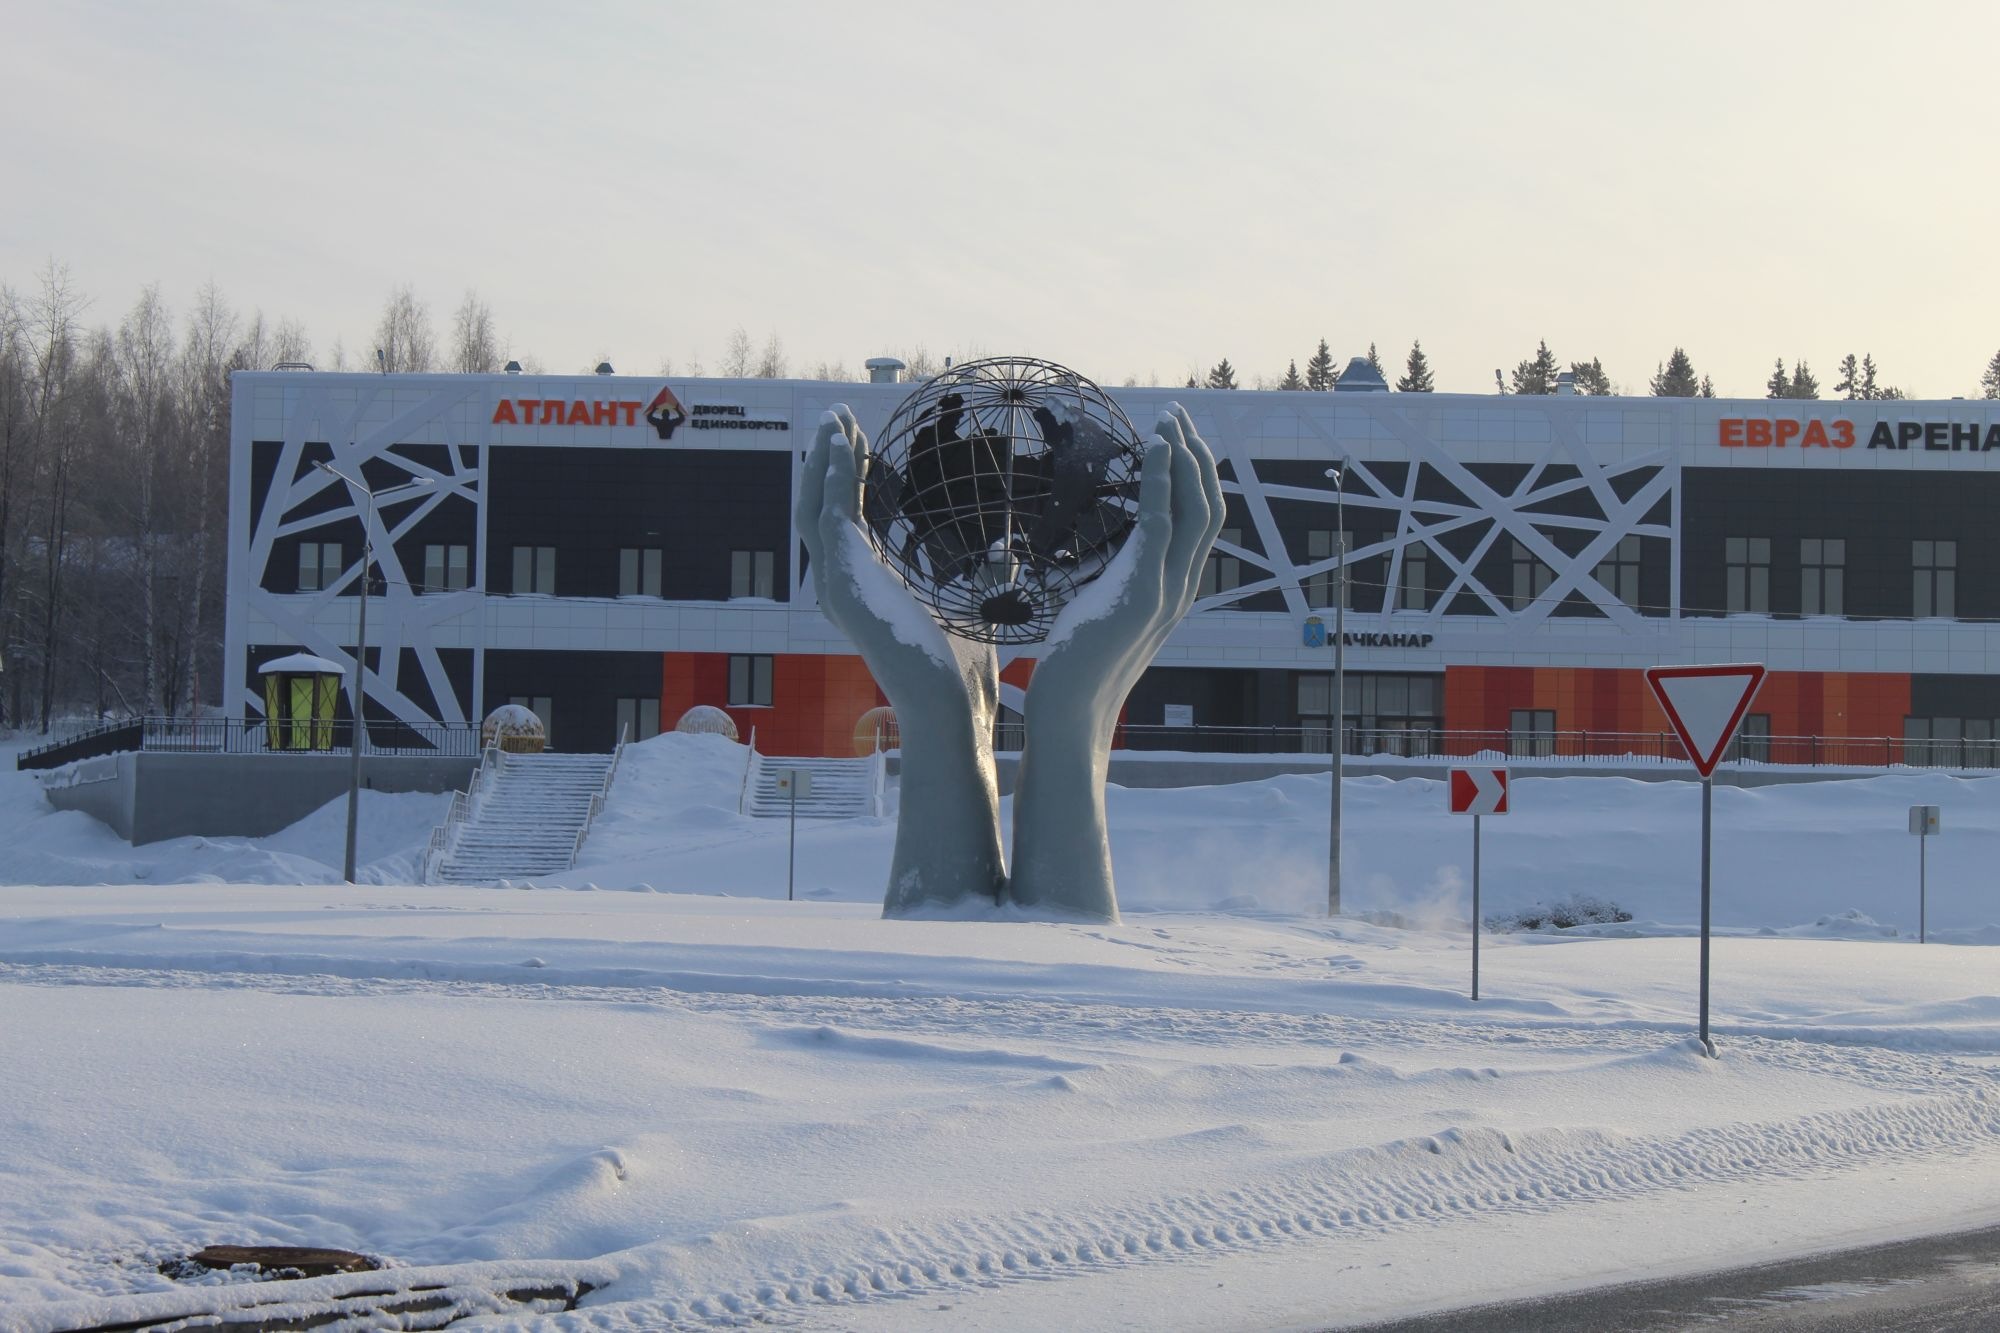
left=788, top=776, right=798, bottom=902
left=1920, top=829, right=1927, bottom=944
left=1699, top=776, right=1714, bottom=1057
left=1471, top=812, right=1482, bottom=1002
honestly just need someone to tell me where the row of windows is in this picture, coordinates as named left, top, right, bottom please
left=1726, top=537, right=1956, bottom=617
left=1200, top=529, right=1971, bottom=620
left=298, top=543, right=779, bottom=599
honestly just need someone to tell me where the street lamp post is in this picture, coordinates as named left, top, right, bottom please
left=1325, top=463, right=1346, bottom=917
left=315, top=462, right=432, bottom=883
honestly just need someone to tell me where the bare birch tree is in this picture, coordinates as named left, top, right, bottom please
left=374, top=285, right=436, bottom=373
left=450, top=291, right=500, bottom=373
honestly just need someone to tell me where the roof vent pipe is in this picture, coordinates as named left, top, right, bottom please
left=504, top=360, right=523, bottom=374
left=595, top=361, right=615, bottom=375
left=865, top=356, right=906, bottom=385
left=1554, top=370, right=1577, bottom=395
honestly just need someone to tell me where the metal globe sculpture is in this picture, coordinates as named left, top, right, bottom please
left=863, top=357, right=1145, bottom=644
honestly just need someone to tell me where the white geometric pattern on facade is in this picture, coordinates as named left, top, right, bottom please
left=1186, top=397, right=1678, bottom=634
left=233, top=379, right=486, bottom=726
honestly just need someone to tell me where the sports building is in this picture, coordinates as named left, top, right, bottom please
left=226, top=365, right=2000, bottom=764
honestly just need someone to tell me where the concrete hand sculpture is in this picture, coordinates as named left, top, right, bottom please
left=798, top=402, right=1221, bottom=921
left=797, top=404, right=1009, bottom=914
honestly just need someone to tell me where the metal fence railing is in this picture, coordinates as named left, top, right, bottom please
left=968, top=722, right=2000, bottom=771
left=15, top=716, right=486, bottom=769
left=140, top=716, right=484, bottom=757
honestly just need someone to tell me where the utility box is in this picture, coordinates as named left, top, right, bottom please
left=1908, top=805, right=1941, bottom=835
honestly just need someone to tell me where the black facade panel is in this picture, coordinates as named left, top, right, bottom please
left=486, top=446, right=791, bottom=601
left=1683, top=468, right=2000, bottom=620
left=1910, top=674, right=2000, bottom=721
left=482, top=649, right=664, bottom=752
left=1124, top=666, right=1262, bottom=729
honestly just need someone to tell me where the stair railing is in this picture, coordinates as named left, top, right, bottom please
left=569, top=723, right=629, bottom=869
left=737, top=725, right=760, bottom=815
left=421, top=742, right=502, bottom=884
left=869, top=725, right=888, bottom=817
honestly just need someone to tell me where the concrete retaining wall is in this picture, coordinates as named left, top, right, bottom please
left=40, top=752, right=477, bottom=845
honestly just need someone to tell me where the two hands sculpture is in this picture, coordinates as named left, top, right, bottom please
left=796, top=402, right=1223, bottom=921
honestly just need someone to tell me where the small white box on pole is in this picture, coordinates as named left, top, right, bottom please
left=1908, top=805, right=1940, bottom=836
left=776, top=770, right=813, bottom=798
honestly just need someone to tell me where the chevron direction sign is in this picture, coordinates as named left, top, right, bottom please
left=1644, top=664, right=1769, bottom=779
left=1449, top=767, right=1509, bottom=816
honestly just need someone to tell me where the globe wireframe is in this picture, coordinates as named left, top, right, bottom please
left=863, top=357, right=1145, bottom=644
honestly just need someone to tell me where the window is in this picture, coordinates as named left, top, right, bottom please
left=1510, top=708, right=1556, bottom=758
left=1732, top=712, right=1772, bottom=763
left=731, top=549, right=776, bottom=600
left=297, top=542, right=343, bottom=592
left=1594, top=535, right=1640, bottom=607
left=508, top=695, right=553, bottom=746
left=1725, top=537, right=1770, bottom=613
left=511, top=545, right=556, bottom=595
left=728, top=654, right=773, bottom=707
left=1800, top=539, right=1844, bottom=616
left=1905, top=716, right=2000, bottom=768
left=618, top=547, right=663, bottom=598
left=1305, top=673, right=1442, bottom=757
left=423, top=544, right=470, bottom=592
left=1304, top=529, right=1349, bottom=610
left=1396, top=544, right=1429, bottom=612
left=1201, top=527, right=1243, bottom=598
left=1510, top=539, right=1553, bottom=611
left=1913, top=540, right=1956, bottom=617
left=614, top=697, right=661, bottom=742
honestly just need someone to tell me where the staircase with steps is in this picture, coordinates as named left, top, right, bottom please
left=425, top=749, right=621, bottom=884
left=741, top=747, right=883, bottom=819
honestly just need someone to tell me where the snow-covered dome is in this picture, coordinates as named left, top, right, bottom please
left=258, top=652, right=346, bottom=676
left=481, top=704, right=547, bottom=753
left=852, top=706, right=898, bottom=756
left=674, top=705, right=738, bottom=741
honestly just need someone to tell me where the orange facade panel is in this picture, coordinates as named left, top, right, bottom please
left=661, top=651, right=887, bottom=757
left=1443, top=665, right=1911, bottom=740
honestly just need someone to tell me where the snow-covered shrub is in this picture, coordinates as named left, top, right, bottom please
left=1485, top=894, right=1633, bottom=933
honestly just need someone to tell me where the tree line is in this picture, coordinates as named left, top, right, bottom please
left=1195, top=339, right=2000, bottom=401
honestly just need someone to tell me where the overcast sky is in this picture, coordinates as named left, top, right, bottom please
left=4, top=1, right=1996, bottom=396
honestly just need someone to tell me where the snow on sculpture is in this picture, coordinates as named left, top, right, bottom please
left=798, top=367, right=1221, bottom=922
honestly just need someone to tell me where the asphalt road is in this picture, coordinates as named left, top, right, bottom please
left=1343, top=1221, right=2000, bottom=1332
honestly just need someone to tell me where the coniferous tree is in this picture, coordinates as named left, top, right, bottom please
left=1765, top=358, right=1791, bottom=399
left=1206, top=358, right=1238, bottom=390
left=1699, top=375, right=1717, bottom=398
left=1366, top=342, right=1383, bottom=374
left=1859, top=354, right=1880, bottom=400
left=1395, top=339, right=1435, bottom=392
left=1650, top=347, right=1700, bottom=397
left=1569, top=357, right=1613, bottom=395
left=1982, top=349, right=2000, bottom=399
left=1279, top=360, right=1305, bottom=390
left=1788, top=359, right=1820, bottom=400
left=1510, top=340, right=1559, bottom=395
left=1305, top=339, right=1337, bottom=392
left=1185, top=373, right=1199, bottom=389
left=1834, top=353, right=1862, bottom=399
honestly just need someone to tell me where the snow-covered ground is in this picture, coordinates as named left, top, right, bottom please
left=1, top=734, right=1996, bottom=1331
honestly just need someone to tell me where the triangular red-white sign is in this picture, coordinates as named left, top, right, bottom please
left=1645, top=664, right=1767, bottom=778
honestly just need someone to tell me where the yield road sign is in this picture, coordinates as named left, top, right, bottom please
left=1644, top=664, right=1768, bottom=778
left=1450, top=767, right=1508, bottom=815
